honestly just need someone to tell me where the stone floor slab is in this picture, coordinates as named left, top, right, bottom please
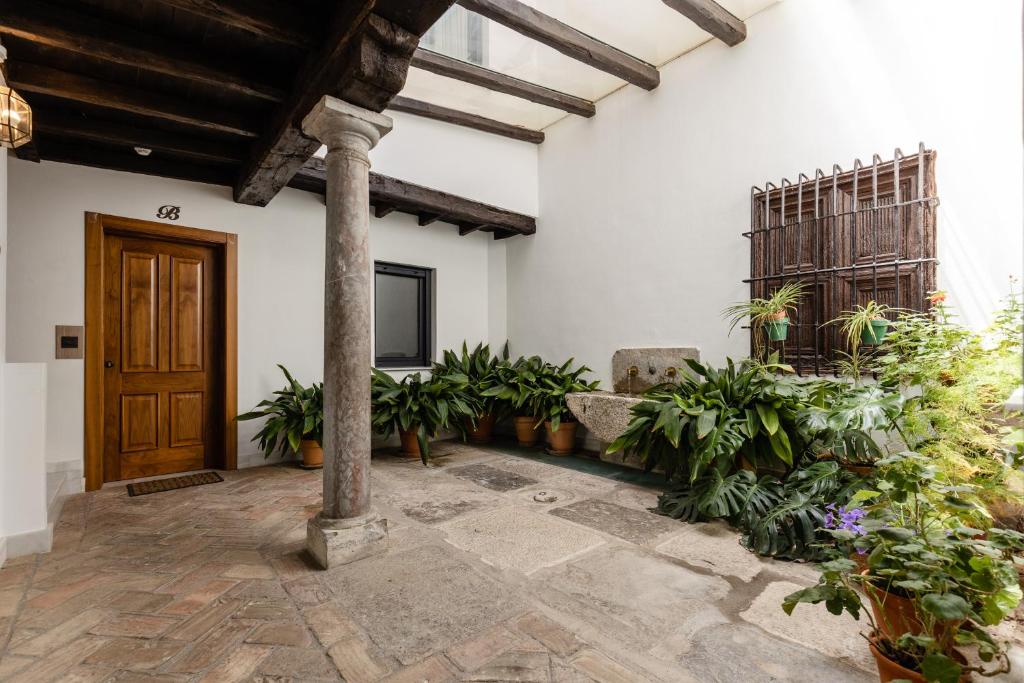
left=447, top=463, right=539, bottom=492
left=549, top=498, right=679, bottom=544
left=739, top=580, right=873, bottom=672
left=442, top=506, right=606, bottom=575
left=656, top=522, right=766, bottom=581
left=326, top=544, right=523, bottom=665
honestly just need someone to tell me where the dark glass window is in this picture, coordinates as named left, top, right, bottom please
left=374, top=262, right=433, bottom=368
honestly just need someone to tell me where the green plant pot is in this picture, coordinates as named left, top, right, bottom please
left=860, top=319, right=890, bottom=346
left=765, top=317, right=790, bottom=342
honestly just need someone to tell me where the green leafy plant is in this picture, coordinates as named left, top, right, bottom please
left=798, top=386, right=906, bottom=466
left=237, top=365, right=323, bottom=458
left=608, top=355, right=813, bottom=482
left=370, top=368, right=478, bottom=464
left=531, top=359, right=599, bottom=430
left=432, top=342, right=509, bottom=422
left=723, top=281, right=806, bottom=361
left=482, top=354, right=545, bottom=418
left=782, top=452, right=1024, bottom=682
left=828, top=301, right=895, bottom=383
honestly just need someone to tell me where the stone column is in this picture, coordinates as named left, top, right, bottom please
left=301, top=96, right=392, bottom=569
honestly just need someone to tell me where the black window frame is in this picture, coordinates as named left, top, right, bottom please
left=373, top=261, right=433, bottom=369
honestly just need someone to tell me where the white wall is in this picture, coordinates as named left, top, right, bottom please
left=506, top=0, right=1024, bottom=386
left=6, top=115, right=533, bottom=469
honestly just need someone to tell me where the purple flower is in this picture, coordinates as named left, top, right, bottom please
left=825, top=504, right=866, bottom=535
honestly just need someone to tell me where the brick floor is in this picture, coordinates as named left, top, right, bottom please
left=0, top=441, right=879, bottom=682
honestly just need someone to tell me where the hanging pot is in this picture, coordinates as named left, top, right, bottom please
left=861, top=318, right=890, bottom=345
left=514, top=416, right=541, bottom=447
left=765, top=316, right=790, bottom=342
left=299, top=439, right=323, bottom=469
left=465, top=412, right=496, bottom=444
left=545, top=420, right=578, bottom=456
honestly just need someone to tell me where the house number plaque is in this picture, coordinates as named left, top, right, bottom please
left=157, top=205, right=181, bottom=220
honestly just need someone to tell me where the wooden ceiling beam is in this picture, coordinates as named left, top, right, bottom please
left=9, top=62, right=259, bottom=138
left=234, top=5, right=407, bottom=207
left=0, top=0, right=285, bottom=103
left=661, top=0, right=746, bottom=46
left=388, top=96, right=543, bottom=144
left=291, top=158, right=536, bottom=237
left=148, top=0, right=317, bottom=48
left=32, top=110, right=246, bottom=164
left=457, top=0, right=659, bottom=90
left=373, top=203, right=396, bottom=218
left=418, top=212, right=442, bottom=226
left=411, top=48, right=594, bottom=117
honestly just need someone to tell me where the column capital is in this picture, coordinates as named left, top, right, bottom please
left=301, top=95, right=393, bottom=153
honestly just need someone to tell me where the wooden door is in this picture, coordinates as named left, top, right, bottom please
left=102, top=235, right=222, bottom=482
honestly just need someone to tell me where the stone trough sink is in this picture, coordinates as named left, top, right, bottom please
left=565, top=391, right=646, bottom=444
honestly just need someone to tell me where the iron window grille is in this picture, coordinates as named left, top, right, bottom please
left=374, top=262, right=434, bottom=369
left=746, top=144, right=939, bottom=375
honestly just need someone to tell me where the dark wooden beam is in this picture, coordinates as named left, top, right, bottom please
left=0, top=0, right=285, bottom=102
left=13, top=140, right=40, bottom=162
left=411, top=48, right=594, bottom=117
left=458, top=224, right=484, bottom=236
left=291, top=158, right=536, bottom=237
left=418, top=212, right=442, bottom=226
left=374, top=203, right=395, bottom=218
left=661, top=0, right=746, bottom=46
left=10, top=63, right=259, bottom=138
left=33, top=134, right=238, bottom=186
left=388, top=96, right=543, bottom=144
left=457, top=0, right=659, bottom=90
left=234, top=7, right=405, bottom=207
left=33, top=111, right=246, bottom=164
left=148, top=0, right=317, bottom=48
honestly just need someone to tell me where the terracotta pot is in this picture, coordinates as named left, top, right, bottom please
left=769, top=309, right=789, bottom=321
left=850, top=551, right=870, bottom=574
left=545, top=420, right=578, bottom=456
left=466, top=412, right=497, bottom=444
left=841, top=462, right=876, bottom=477
left=399, top=426, right=421, bottom=458
left=514, top=416, right=540, bottom=447
left=862, top=572, right=960, bottom=648
left=868, top=638, right=968, bottom=683
left=300, top=439, right=323, bottom=468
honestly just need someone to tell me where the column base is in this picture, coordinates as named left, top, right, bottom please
left=306, top=511, right=388, bottom=570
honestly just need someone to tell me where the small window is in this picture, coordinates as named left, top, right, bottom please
left=420, top=5, right=488, bottom=66
left=374, top=262, right=433, bottom=368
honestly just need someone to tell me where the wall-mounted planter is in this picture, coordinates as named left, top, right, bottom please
left=860, top=318, right=890, bottom=345
left=765, top=317, right=790, bottom=342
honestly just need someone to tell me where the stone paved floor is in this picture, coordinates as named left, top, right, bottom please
left=0, top=441, right=876, bottom=682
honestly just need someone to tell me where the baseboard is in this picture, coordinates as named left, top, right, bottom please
left=5, top=524, right=53, bottom=558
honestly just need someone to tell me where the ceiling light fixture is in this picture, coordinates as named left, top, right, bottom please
left=0, top=43, right=32, bottom=149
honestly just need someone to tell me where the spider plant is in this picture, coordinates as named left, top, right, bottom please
left=828, top=301, right=895, bottom=383
left=723, top=282, right=806, bottom=361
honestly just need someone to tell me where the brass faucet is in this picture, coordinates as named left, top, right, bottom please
left=627, top=365, right=639, bottom=378
left=666, top=367, right=678, bottom=378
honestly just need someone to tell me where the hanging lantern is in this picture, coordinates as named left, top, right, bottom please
left=0, top=44, right=31, bottom=149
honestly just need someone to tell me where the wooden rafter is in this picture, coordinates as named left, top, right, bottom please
left=9, top=62, right=259, bottom=138
left=388, top=97, right=543, bottom=144
left=147, top=0, right=317, bottom=47
left=457, top=0, right=659, bottom=90
left=0, top=0, right=285, bottom=102
left=291, top=158, right=536, bottom=238
left=661, top=0, right=746, bottom=46
left=411, top=48, right=594, bottom=117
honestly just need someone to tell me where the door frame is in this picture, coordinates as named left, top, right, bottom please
left=84, top=212, right=238, bottom=491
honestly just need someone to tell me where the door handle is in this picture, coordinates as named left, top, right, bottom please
left=104, top=360, right=114, bottom=369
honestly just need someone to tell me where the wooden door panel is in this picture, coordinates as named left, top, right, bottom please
left=120, top=252, right=159, bottom=373
left=104, top=234, right=221, bottom=483
left=170, top=391, right=204, bottom=447
left=120, top=393, right=159, bottom=452
left=171, top=257, right=204, bottom=372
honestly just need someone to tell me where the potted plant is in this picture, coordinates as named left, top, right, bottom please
left=533, top=359, right=599, bottom=455
left=370, top=368, right=478, bottom=464
left=829, top=301, right=895, bottom=383
left=433, top=342, right=508, bottom=444
left=723, top=282, right=806, bottom=360
left=798, top=385, right=905, bottom=475
left=782, top=452, right=1024, bottom=683
left=484, top=354, right=546, bottom=447
left=237, top=365, right=324, bottom=468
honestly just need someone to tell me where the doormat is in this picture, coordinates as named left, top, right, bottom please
left=127, top=471, right=224, bottom=497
